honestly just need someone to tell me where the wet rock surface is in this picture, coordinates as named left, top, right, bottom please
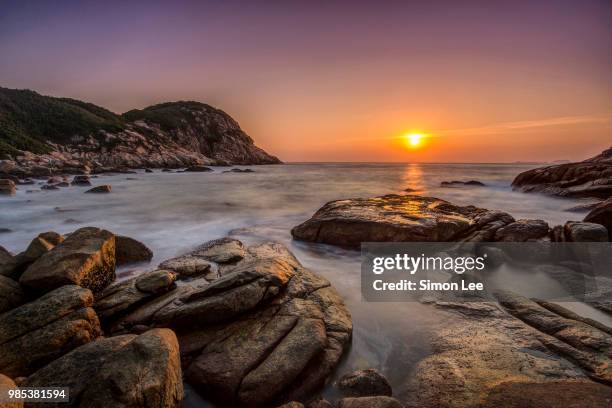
left=85, top=184, right=111, bottom=193
left=440, top=180, right=485, bottom=187
left=406, top=294, right=612, bottom=408
left=337, top=369, right=393, bottom=397
left=338, top=396, right=405, bottom=408
left=584, top=197, right=612, bottom=240
left=512, top=147, right=612, bottom=199
left=115, top=235, right=153, bottom=266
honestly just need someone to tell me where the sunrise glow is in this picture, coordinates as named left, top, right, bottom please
left=405, top=133, right=426, bottom=149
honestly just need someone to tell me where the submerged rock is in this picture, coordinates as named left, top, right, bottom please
left=0, top=285, right=101, bottom=377
left=20, top=227, right=115, bottom=294
left=512, top=147, right=612, bottom=199
left=223, top=168, right=255, bottom=173
left=85, top=185, right=112, bottom=193
left=184, top=166, right=213, bottom=172
left=440, top=180, right=485, bottom=187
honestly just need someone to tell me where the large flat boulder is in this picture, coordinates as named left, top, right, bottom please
left=20, top=227, right=115, bottom=293
left=0, top=285, right=101, bottom=377
left=25, top=329, right=183, bottom=408
left=105, top=239, right=352, bottom=407
left=512, top=147, right=612, bottom=199
left=291, top=194, right=516, bottom=248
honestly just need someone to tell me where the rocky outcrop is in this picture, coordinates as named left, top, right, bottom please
left=584, top=198, right=612, bottom=240
left=512, top=147, right=612, bottom=199
left=291, top=194, right=517, bottom=248
left=292, top=194, right=612, bottom=247
left=115, top=235, right=153, bottom=266
left=406, top=295, right=612, bottom=408
left=0, top=285, right=101, bottom=377
left=337, top=369, right=393, bottom=397
left=24, top=329, right=183, bottom=408
left=94, top=269, right=177, bottom=325
left=0, top=88, right=281, bottom=177
left=20, top=227, right=115, bottom=294
left=0, top=245, right=17, bottom=277
left=102, top=239, right=352, bottom=407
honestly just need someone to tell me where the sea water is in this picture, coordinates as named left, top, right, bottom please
left=0, top=163, right=601, bottom=404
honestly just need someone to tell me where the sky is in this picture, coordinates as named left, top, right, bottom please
left=1, top=0, right=611, bottom=163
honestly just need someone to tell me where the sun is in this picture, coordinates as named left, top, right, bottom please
left=404, top=133, right=425, bottom=149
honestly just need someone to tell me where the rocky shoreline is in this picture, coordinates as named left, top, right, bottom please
left=0, top=229, right=356, bottom=407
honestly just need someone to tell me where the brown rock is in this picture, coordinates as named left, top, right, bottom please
left=115, top=235, right=153, bottom=266
left=0, top=373, right=23, bottom=408
left=85, top=185, right=112, bottom=193
left=71, top=175, right=91, bottom=186
left=337, top=368, right=393, bottom=397
left=0, top=275, right=24, bottom=313
left=20, top=227, right=115, bottom=294
left=339, top=396, right=404, bottom=408
left=0, top=246, right=17, bottom=277
left=191, top=237, right=246, bottom=263
left=291, top=194, right=516, bottom=248
left=494, top=219, right=550, bottom=242
left=0, top=285, right=101, bottom=377
left=563, top=221, right=609, bottom=242
left=584, top=197, right=612, bottom=240
left=0, top=179, right=16, bottom=195
left=158, top=255, right=216, bottom=280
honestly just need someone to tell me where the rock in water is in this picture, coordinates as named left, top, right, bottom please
left=115, top=235, right=153, bottom=265
left=584, top=198, right=612, bottom=240
left=184, top=166, right=213, bottom=172
left=25, top=329, right=183, bottom=408
left=20, top=227, right=115, bottom=293
left=337, top=369, right=393, bottom=397
left=0, top=285, right=101, bottom=377
left=512, top=147, right=612, bottom=199
left=106, top=239, right=352, bottom=407
left=291, top=194, right=516, bottom=248
left=563, top=221, right=609, bottom=242
left=0, top=179, right=16, bottom=195
left=71, top=175, right=92, bottom=186
left=85, top=185, right=112, bottom=193
left=338, top=397, right=404, bottom=408
left=440, top=180, right=485, bottom=187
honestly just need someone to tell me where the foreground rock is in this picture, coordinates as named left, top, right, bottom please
left=102, top=238, right=352, bottom=407
left=0, top=374, right=22, bottom=408
left=406, top=294, right=612, bottom=408
left=0, top=285, right=101, bottom=377
left=24, top=329, right=183, bottom=408
left=337, top=369, right=393, bottom=397
left=512, top=147, right=612, bottom=199
left=20, top=227, right=115, bottom=294
left=584, top=197, right=612, bottom=240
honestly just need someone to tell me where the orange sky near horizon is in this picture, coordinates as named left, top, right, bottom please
left=1, top=1, right=610, bottom=163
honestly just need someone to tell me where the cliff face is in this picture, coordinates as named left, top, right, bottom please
left=512, top=147, right=612, bottom=199
left=0, top=88, right=280, bottom=175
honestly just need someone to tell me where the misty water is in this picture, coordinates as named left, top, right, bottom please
left=0, top=163, right=605, bottom=404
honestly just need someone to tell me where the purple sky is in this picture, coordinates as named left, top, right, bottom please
left=1, top=0, right=611, bottom=162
